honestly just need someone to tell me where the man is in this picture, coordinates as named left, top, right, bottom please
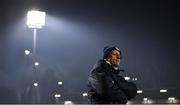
left=88, top=46, right=137, bottom=104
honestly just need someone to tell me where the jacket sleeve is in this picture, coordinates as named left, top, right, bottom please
left=88, top=71, right=128, bottom=103
left=116, top=76, right=137, bottom=100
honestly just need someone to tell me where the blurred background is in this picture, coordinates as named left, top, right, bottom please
left=0, top=0, right=179, bottom=104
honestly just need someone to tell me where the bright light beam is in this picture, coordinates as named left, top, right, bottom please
left=27, top=10, right=46, bottom=29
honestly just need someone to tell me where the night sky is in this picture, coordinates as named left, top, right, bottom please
left=0, top=0, right=179, bottom=104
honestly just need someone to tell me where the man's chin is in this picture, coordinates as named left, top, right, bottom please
left=113, top=64, right=119, bottom=67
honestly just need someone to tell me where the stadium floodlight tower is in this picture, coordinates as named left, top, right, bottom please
left=27, top=10, right=46, bottom=55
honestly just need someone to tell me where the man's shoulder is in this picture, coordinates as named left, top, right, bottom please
left=90, top=60, right=105, bottom=72
left=91, top=66, right=105, bottom=74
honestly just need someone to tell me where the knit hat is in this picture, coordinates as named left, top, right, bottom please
left=103, top=46, right=121, bottom=59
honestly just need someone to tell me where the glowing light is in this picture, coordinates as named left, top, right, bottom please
left=143, top=98, right=148, bottom=101
left=133, top=77, right=138, bottom=81
left=58, top=81, right=63, bottom=85
left=33, top=83, right=38, bottom=87
left=137, top=90, right=143, bottom=93
left=34, top=62, right=39, bottom=66
left=143, top=98, right=154, bottom=104
left=54, top=94, right=61, bottom=98
left=124, top=76, right=130, bottom=80
left=126, top=101, right=132, bottom=104
left=24, top=50, right=30, bottom=55
left=82, top=93, right=88, bottom=96
left=64, top=101, right=72, bottom=105
left=27, top=10, right=46, bottom=28
left=168, top=97, right=175, bottom=101
left=160, top=89, right=167, bottom=93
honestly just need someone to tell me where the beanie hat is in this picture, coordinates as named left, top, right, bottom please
left=103, top=46, right=121, bottom=59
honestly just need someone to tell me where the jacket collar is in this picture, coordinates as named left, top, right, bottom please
left=97, top=59, right=120, bottom=74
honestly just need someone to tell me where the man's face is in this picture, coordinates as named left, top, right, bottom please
left=108, top=50, right=121, bottom=67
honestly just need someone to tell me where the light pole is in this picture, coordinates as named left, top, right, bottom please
left=27, top=10, right=46, bottom=55
left=26, top=10, right=45, bottom=104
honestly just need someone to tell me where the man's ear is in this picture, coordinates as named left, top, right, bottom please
left=107, top=58, right=111, bottom=62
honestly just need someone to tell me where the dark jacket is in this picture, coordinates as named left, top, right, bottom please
left=88, top=60, right=137, bottom=104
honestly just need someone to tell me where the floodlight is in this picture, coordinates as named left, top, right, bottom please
left=58, top=81, right=63, bottom=85
left=124, top=76, right=130, bottom=80
left=34, top=62, right=39, bottom=66
left=24, top=50, right=30, bottom=55
left=143, top=98, right=148, bottom=101
left=27, top=10, right=46, bottom=28
left=137, top=90, right=143, bottom=93
left=54, top=94, right=61, bottom=98
left=33, top=83, right=38, bottom=87
left=160, top=89, right=167, bottom=93
left=64, top=101, right=72, bottom=105
left=82, top=93, right=88, bottom=96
